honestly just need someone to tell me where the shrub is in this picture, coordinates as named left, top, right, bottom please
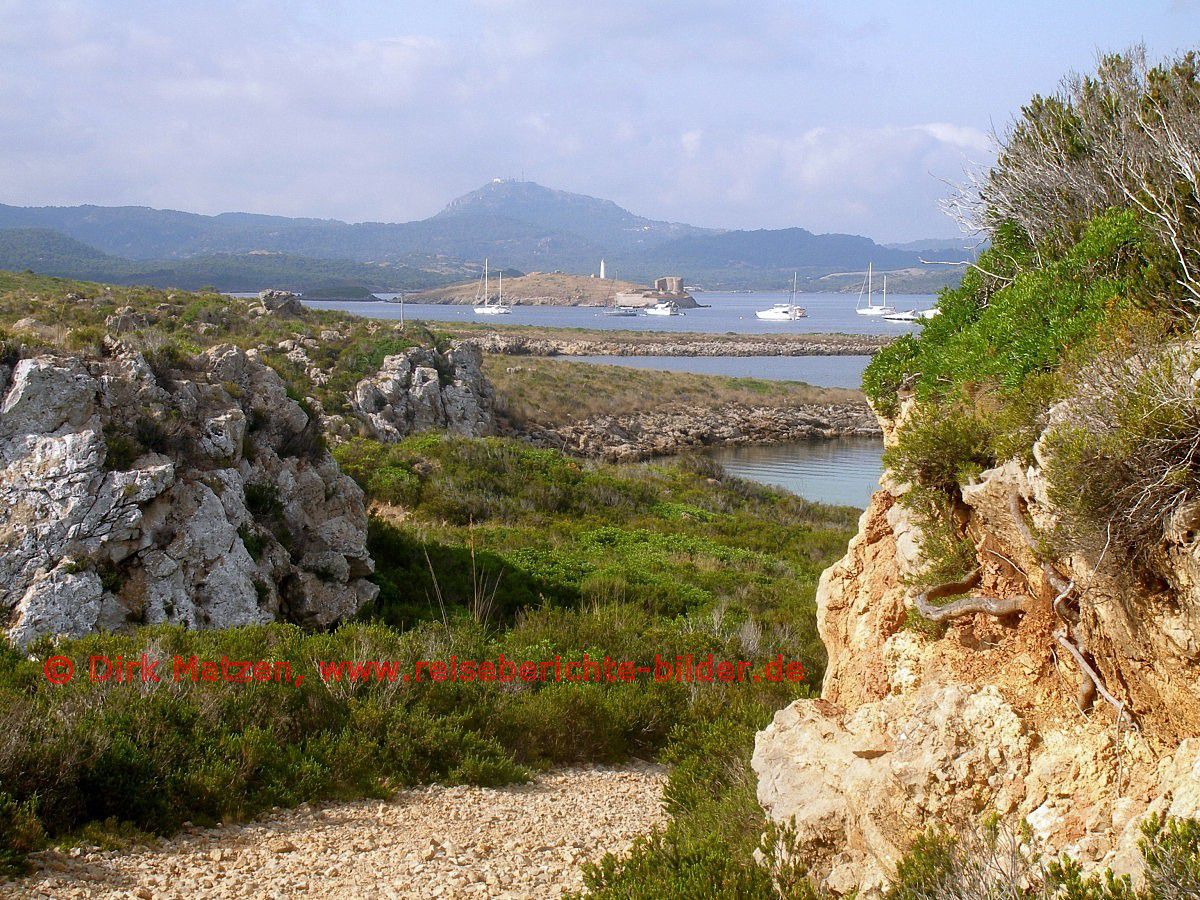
left=0, top=792, right=44, bottom=876
left=1042, top=342, right=1200, bottom=555
left=884, top=405, right=995, bottom=493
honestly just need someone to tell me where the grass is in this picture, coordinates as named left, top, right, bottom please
left=485, top=356, right=863, bottom=426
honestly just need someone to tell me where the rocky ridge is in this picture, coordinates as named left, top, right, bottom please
left=345, top=342, right=496, bottom=442
left=0, top=343, right=376, bottom=646
left=469, top=332, right=890, bottom=358
left=509, top=402, right=880, bottom=461
left=752, top=399, right=1200, bottom=895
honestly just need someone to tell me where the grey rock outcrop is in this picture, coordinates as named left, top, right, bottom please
left=257, top=290, right=306, bottom=317
left=0, top=344, right=376, bottom=647
left=351, top=342, right=495, bottom=441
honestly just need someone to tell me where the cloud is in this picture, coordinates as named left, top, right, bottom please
left=0, top=0, right=992, bottom=240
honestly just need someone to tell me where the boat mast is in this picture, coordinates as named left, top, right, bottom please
left=868, top=263, right=873, bottom=309
left=484, top=259, right=489, bottom=306
left=499, top=270, right=503, bottom=308
left=791, top=271, right=798, bottom=317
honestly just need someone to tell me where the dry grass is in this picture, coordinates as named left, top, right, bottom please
left=485, top=356, right=862, bottom=426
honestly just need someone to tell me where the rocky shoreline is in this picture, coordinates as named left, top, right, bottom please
left=469, top=331, right=890, bottom=357
left=505, top=401, right=881, bottom=461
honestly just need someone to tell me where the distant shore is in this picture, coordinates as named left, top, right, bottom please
left=443, top=325, right=892, bottom=357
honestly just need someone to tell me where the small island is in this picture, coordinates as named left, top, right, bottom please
left=406, top=270, right=700, bottom=308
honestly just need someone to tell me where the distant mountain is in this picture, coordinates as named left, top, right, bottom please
left=0, top=181, right=956, bottom=291
left=0, top=228, right=464, bottom=296
left=626, top=228, right=921, bottom=277
left=883, top=237, right=985, bottom=259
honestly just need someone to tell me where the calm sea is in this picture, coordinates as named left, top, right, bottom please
left=561, top=354, right=872, bottom=388
left=307, top=290, right=934, bottom=336
left=707, top=438, right=883, bottom=508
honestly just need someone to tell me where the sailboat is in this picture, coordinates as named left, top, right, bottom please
left=603, top=269, right=638, bottom=317
left=855, top=263, right=896, bottom=316
left=756, top=272, right=807, bottom=320
left=473, top=260, right=511, bottom=315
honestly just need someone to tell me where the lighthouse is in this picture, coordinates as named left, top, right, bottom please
left=599, top=259, right=606, bottom=280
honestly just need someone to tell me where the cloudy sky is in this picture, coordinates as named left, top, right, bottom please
left=2, top=1, right=1197, bottom=241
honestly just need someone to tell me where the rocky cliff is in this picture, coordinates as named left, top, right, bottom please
left=0, top=344, right=377, bottom=646
left=752, top=401, right=1200, bottom=895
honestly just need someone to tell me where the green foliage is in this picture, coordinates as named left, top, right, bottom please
left=345, top=436, right=853, bottom=647
left=577, top=696, right=820, bottom=899
left=0, top=792, right=44, bottom=876
left=884, top=405, right=995, bottom=493
left=1042, top=343, right=1200, bottom=555
left=865, top=209, right=1146, bottom=418
left=883, top=813, right=1200, bottom=899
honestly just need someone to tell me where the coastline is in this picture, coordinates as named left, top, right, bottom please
left=448, top=327, right=892, bottom=357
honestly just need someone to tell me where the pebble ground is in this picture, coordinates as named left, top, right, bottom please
left=0, top=763, right=666, bottom=899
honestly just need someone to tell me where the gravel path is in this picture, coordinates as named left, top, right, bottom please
left=1, top=763, right=666, bottom=900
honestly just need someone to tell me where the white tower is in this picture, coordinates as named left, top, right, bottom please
left=599, top=259, right=606, bottom=279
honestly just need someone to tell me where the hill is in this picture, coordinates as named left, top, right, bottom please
left=0, top=228, right=465, bottom=295
left=0, top=181, right=949, bottom=290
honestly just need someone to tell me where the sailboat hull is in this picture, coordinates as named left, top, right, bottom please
left=473, top=306, right=511, bottom=315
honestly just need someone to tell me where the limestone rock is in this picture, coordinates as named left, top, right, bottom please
left=257, top=290, right=306, bottom=317
left=351, top=341, right=495, bottom=441
left=0, top=345, right=375, bottom=646
left=754, top=407, right=1200, bottom=895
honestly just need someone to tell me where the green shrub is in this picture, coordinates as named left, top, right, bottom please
left=884, top=405, right=995, bottom=493
left=0, top=792, right=44, bottom=876
left=1043, top=343, right=1200, bottom=555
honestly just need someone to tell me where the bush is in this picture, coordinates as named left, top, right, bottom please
left=864, top=209, right=1146, bottom=418
left=884, top=405, right=996, bottom=493
left=0, top=792, right=44, bottom=876
left=1043, top=342, right=1200, bottom=555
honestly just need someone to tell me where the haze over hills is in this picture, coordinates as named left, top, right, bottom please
left=0, top=180, right=964, bottom=293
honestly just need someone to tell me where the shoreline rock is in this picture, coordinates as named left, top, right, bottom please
left=505, top=402, right=881, bottom=461
left=471, top=332, right=890, bottom=358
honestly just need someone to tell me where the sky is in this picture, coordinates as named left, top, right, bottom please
left=1, top=1, right=1197, bottom=242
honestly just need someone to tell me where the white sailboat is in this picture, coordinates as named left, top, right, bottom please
left=473, top=260, right=511, bottom=315
left=855, top=263, right=896, bottom=317
left=643, top=300, right=683, bottom=316
left=756, top=272, right=807, bottom=321
left=603, top=269, right=638, bottom=316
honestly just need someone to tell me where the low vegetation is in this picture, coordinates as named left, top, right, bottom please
left=486, top=356, right=861, bottom=427
left=0, top=435, right=857, bottom=878
left=0, top=269, right=444, bottom=418
left=864, top=48, right=1200, bottom=574
left=884, top=814, right=1200, bottom=900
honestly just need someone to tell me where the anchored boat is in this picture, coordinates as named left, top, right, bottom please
left=756, top=273, right=807, bottom=321
left=855, top=264, right=896, bottom=317
left=643, top=300, right=683, bottom=316
left=472, top=260, right=511, bottom=316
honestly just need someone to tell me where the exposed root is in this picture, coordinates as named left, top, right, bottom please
left=1009, top=492, right=1076, bottom=614
left=1054, top=629, right=1128, bottom=722
left=913, top=567, right=1029, bottom=622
